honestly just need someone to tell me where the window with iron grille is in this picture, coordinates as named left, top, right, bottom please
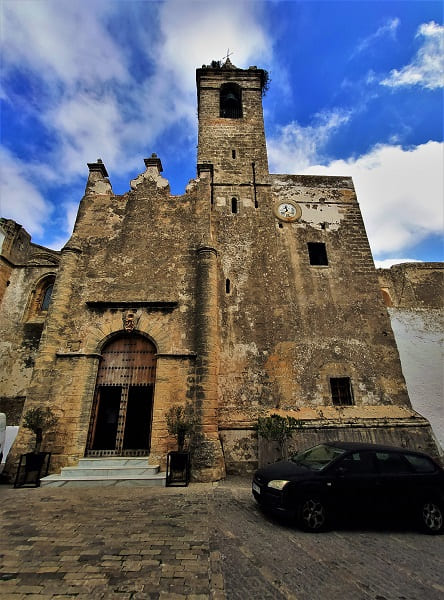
left=330, top=377, right=354, bottom=406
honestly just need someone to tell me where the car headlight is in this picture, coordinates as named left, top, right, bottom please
left=267, top=479, right=290, bottom=490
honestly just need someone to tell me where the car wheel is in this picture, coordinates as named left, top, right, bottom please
left=298, top=496, right=328, bottom=532
left=419, top=500, right=444, bottom=534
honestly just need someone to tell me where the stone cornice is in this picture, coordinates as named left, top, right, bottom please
left=86, top=301, right=178, bottom=311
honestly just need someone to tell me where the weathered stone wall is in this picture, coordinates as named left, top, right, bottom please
left=221, top=408, right=440, bottom=473
left=215, top=175, right=409, bottom=426
left=378, top=262, right=443, bottom=309
left=0, top=220, right=59, bottom=427
left=0, top=397, right=25, bottom=425
left=0, top=259, right=12, bottom=307
left=6, top=162, right=226, bottom=476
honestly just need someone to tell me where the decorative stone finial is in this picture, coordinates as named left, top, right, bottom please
left=144, top=154, right=163, bottom=173
left=85, top=159, right=112, bottom=195
left=130, top=156, right=169, bottom=190
left=87, top=159, right=109, bottom=178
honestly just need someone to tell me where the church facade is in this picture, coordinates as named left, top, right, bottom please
left=0, top=61, right=439, bottom=481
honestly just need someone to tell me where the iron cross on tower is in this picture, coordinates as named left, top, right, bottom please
left=221, top=49, right=233, bottom=62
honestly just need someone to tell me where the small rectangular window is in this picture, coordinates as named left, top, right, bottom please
left=308, top=242, right=328, bottom=266
left=330, top=377, right=354, bottom=406
left=232, top=149, right=236, bottom=159
left=231, top=198, right=238, bottom=214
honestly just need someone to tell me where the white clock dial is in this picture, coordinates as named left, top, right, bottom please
left=278, top=203, right=297, bottom=218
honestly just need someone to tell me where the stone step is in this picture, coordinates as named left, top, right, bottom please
left=39, top=456, right=166, bottom=488
left=40, top=473, right=166, bottom=488
left=60, top=465, right=160, bottom=478
left=78, top=457, right=151, bottom=468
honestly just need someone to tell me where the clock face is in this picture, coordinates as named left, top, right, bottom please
left=278, top=203, right=297, bottom=218
left=273, top=200, right=301, bottom=222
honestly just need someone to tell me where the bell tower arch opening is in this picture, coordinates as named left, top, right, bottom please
left=86, top=334, right=157, bottom=456
left=220, top=82, right=242, bottom=118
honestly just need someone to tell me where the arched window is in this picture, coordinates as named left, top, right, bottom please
left=41, top=284, right=54, bottom=311
left=27, top=275, right=56, bottom=319
left=220, top=83, right=242, bottom=118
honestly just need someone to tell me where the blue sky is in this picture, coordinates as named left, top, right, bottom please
left=1, top=0, right=443, bottom=267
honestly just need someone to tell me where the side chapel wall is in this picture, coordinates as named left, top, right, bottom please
left=0, top=219, right=60, bottom=426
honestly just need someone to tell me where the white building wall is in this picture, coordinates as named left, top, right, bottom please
left=389, top=308, right=444, bottom=452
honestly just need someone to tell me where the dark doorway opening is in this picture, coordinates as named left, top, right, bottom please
left=123, top=385, right=153, bottom=450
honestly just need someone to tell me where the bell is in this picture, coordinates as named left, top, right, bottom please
left=224, top=92, right=238, bottom=103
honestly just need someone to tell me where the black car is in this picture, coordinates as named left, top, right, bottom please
left=252, top=441, right=444, bottom=534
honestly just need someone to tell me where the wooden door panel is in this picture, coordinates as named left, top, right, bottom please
left=86, top=335, right=157, bottom=456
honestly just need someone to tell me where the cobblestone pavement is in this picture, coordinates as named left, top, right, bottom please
left=1, top=478, right=443, bottom=599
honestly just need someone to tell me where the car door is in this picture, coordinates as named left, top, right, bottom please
left=373, top=450, right=415, bottom=516
left=325, top=450, right=379, bottom=518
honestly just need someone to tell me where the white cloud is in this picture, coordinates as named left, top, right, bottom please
left=354, top=17, right=400, bottom=55
left=374, top=258, right=422, bottom=269
left=0, top=148, right=53, bottom=237
left=2, top=1, right=128, bottom=88
left=1, top=0, right=273, bottom=184
left=157, top=0, right=271, bottom=94
left=296, top=142, right=444, bottom=257
left=43, top=93, right=130, bottom=177
left=0, top=144, right=82, bottom=249
left=268, top=110, right=352, bottom=173
left=381, top=21, right=444, bottom=89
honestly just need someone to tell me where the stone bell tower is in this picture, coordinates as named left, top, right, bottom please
left=196, top=59, right=270, bottom=185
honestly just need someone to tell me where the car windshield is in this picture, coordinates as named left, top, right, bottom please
left=290, top=444, right=346, bottom=470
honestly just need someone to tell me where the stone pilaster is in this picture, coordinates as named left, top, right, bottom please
left=192, top=244, right=225, bottom=481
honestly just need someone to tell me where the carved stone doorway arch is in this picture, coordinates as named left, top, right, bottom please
left=86, top=334, right=157, bottom=456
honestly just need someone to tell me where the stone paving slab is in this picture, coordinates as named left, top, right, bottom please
left=0, top=483, right=215, bottom=599
left=1, top=478, right=444, bottom=599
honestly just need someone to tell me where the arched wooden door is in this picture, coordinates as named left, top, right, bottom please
left=86, top=335, right=156, bottom=456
